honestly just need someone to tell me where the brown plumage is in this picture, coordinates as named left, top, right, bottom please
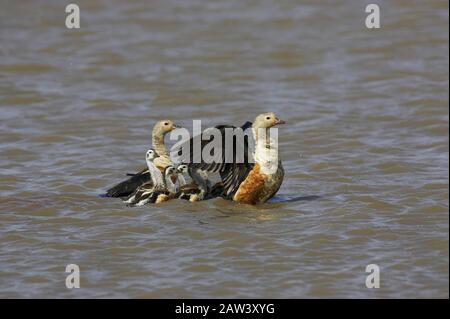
left=233, top=163, right=266, bottom=204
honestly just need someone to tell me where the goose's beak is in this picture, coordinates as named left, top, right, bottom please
left=274, top=118, right=286, bottom=125
left=173, top=123, right=182, bottom=129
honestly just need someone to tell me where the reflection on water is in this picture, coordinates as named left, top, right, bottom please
left=0, top=0, right=448, bottom=298
left=272, top=195, right=322, bottom=203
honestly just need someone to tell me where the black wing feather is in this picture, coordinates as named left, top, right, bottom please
left=178, top=122, right=254, bottom=198
left=105, top=171, right=150, bottom=198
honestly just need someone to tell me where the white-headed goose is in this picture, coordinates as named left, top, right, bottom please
left=176, top=164, right=202, bottom=202
left=124, top=149, right=166, bottom=206
left=105, top=120, right=180, bottom=198
left=154, top=165, right=180, bottom=203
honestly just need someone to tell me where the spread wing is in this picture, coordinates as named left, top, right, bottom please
left=178, top=121, right=254, bottom=198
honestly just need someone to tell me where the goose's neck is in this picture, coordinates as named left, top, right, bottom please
left=178, top=174, right=187, bottom=187
left=165, top=174, right=177, bottom=193
left=152, top=131, right=169, bottom=157
left=252, top=127, right=279, bottom=175
left=252, top=127, right=273, bottom=145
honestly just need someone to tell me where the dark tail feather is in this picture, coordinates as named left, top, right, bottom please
left=105, top=172, right=150, bottom=198
left=241, top=121, right=252, bottom=130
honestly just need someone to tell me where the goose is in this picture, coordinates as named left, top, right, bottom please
left=163, top=165, right=179, bottom=193
left=176, top=164, right=189, bottom=187
left=105, top=120, right=180, bottom=198
left=179, top=112, right=285, bottom=205
left=187, top=167, right=212, bottom=200
left=175, top=164, right=203, bottom=202
left=176, top=164, right=225, bottom=202
left=123, top=149, right=165, bottom=206
left=154, top=165, right=180, bottom=203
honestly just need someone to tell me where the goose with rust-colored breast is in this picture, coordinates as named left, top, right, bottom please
left=105, top=120, right=180, bottom=198
left=179, top=112, right=285, bottom=205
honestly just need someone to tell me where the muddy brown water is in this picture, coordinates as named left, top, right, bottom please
left=0, top=0, right=448, bottom=298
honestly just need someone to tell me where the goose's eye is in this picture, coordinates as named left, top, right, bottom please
left=266, top=116, right=271, bottom=120
left=164, top=122, right=169, bottom=126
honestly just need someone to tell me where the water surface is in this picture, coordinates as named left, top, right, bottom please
left=0, top=0, right=448, bottom=298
